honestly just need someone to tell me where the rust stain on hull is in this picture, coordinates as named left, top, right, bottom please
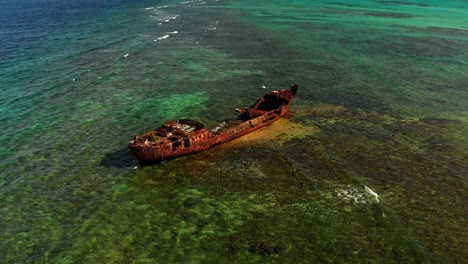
left=129, top=84, right=298, bottom=161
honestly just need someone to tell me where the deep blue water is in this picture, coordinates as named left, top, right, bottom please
left=1, top=0, right=467, bottom=262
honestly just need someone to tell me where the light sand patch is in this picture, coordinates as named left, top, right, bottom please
left=230, top=118, right=319, bottom=146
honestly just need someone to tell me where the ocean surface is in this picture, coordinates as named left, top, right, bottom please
left=1, top=0, right=467, bottom=262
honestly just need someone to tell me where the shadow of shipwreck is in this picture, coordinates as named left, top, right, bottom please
left=100, top=147, right=139, bottom=168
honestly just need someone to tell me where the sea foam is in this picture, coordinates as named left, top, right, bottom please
left=154, top=35, right=170, bottom=42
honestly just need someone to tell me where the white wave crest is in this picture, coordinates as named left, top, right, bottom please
left=336, top=185, right=381, bottom=204
left=154, top=35, right=170, bottom=42
left=364, top=186, right=379, bottom=203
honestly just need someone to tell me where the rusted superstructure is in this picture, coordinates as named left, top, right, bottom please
left=129, top=84, right=298, bottom=161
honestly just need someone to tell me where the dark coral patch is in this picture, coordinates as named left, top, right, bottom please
left=377, top=1, right=430, bottom=7
left=353, top=36, right=468, bottom=58
left=226, top=231, right=286, bottom=257
left=363, top=12, right=415, bottom=18
left=248, top=241, right=285, bottom=256
left=325, top=2, right=362, bottom=8
left=408, top=26, right=468, bottom=37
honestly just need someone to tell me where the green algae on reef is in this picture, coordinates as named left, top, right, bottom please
left=55, top=158, right=425, bottom=263
left=1, top=0, right=467, bottom=263
left=43, top=103, right=466, bottom=263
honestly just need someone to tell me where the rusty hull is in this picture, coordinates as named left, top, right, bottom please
left=129, top=84, right=298, bottom=161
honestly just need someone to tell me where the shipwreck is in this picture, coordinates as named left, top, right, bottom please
left=129, top=83, right=298, bottom=161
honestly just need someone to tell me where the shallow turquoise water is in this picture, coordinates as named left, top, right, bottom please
left=0, top=0, right=467, bottom=263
